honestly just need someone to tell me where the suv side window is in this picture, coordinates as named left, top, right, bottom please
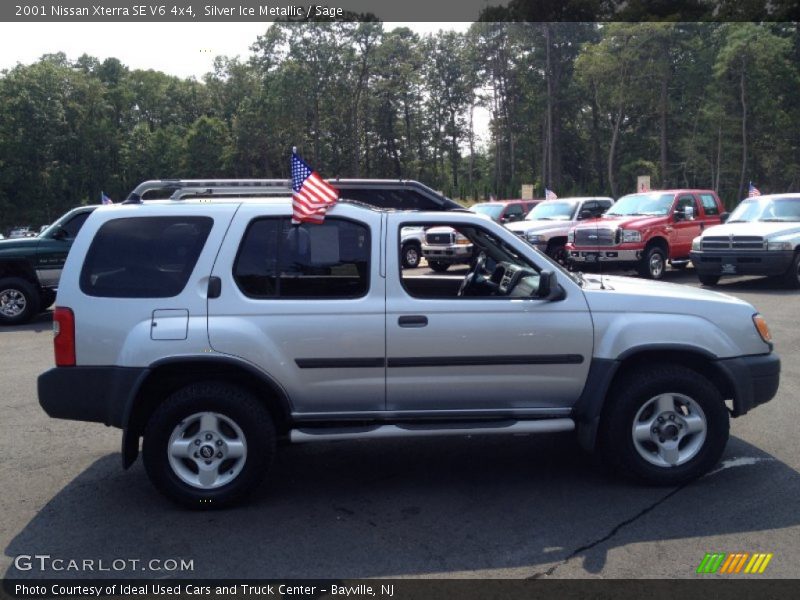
left=504, top=204, right=524, bottom=222
left=79, top=217, right=213, bottom=298
left=235, top=217, right=370, bottom=299
left=597, top=199, right=613, bottom=213
left=699, top=193, right=719, bottom=216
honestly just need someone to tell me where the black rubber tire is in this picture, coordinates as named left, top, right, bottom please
left=547, top=242, right=568, bottom=265
left=40, top=289, right=57, bottom=310
left=429, top=261, right=450, bottom=273
left=698, top=273, right=720, bottom=287
left=598, top=365, right=729, bottom=486
left=781, top=252, right=800, bottom=289
left=0, top=277, right=41, bottom=325
left=143, top=382, right=276, bottom=509
left=638, top=246, right=667, bottom=280
left=401, top=243, right=422, bottom=269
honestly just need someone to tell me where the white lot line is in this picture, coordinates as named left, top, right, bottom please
left=707, top=456, right=777, bottom=476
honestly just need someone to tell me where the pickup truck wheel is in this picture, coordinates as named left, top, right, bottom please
left=638, top=247, right=666, bottom=280
left=401, top=243, right=421, bottom=269
left=143, top=382, right=275, bottom=508
left=599, top=366, right=729, bottom=486
left=698, top=274, right=720, bottom=286
left=0, top=277, right=41, bottom=325
left=781, top=252, right=800, bottom=289
left=547, top=243, right=568, bottom=265
left=429, top=261, right=450, bottom=273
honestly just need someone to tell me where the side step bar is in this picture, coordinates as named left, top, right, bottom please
left=290, top=418, right=575, bottom=443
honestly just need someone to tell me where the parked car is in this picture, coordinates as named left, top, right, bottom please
left=471, top=199, right=541, bottom=224
left=566, top=189, right=725, bottom=279
left=420, top=225, right=475, bottom=271
left=39, top=182, right=779, bottom=507
left=0, top=206, right=97, bottom=325
left=690, top=193, right=800, bottom=288
left=8, top=227, right=33, bottom=239
left=505, top=197, right=614, bottom=264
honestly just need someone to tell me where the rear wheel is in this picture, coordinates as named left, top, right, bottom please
left=143, top=382, right=275, bottom=508
left=599, top=365, right=729, bottom=486
left=781, top=252, right=800, bottom=289
left=638, top=246, right=666, bottom=280
left=429, top=261, right=450, bottom=273
left=698, top=274, right=720, bottom=287
left=0, top=277, right=41, bottom=325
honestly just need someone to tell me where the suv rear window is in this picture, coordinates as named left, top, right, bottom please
left=234, top=217, right=370, bottom=299
left=79, top=217, right=213, bottom=298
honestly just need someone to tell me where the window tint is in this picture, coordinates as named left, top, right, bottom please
left=505, top=204, right=524, bottom=216
left=80, top=217, right=213, bottom=298
left=62, top=211, right=92, bottom=238
left=234, top=218, right=370, bottom=299
left=700, top=194, right=719, bottom=216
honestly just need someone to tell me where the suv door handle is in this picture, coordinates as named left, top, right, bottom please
left=398, top=315, right=428, bottom=328
left=208, top=276, right=222, bottom=299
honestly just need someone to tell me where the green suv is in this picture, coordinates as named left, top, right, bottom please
left=0, top=206, right=96, bottom=325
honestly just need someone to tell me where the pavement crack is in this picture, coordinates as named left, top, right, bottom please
left=528, top=483, right=688, bottom=579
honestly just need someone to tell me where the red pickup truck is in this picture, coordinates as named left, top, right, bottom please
left=565, top=189, right=725, bottom=279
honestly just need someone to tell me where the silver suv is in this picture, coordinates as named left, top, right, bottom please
left=39, top=189, right=781, bottom=507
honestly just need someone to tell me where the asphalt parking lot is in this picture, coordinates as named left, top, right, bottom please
left=1, top=267, right=798, bottom=580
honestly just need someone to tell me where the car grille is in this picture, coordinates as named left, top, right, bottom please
left=426, top=232, right=454, bottom=245
left=701, top=236, right=764, bottom=250
left=574, top=228, right=617, bottom=246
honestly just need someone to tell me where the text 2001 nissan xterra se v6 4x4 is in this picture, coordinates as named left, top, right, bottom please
left=38, top=181, right=780, bottom=507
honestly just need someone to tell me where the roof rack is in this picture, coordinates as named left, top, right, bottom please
left=124, top=178, right=464, bottom=212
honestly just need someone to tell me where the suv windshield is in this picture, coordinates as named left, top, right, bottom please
left=605, top=193, right=674, bottom=217
left=728, top=196, right=800, bottom=223
left=471, top=204, right=504, bottom=219
left=525, top=201, right=577, bottom=221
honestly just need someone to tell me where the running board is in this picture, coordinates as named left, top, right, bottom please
left=290, top=418, right=575, bottom=443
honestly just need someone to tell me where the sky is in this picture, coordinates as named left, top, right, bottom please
left=0, top=22, right=471, bottom=79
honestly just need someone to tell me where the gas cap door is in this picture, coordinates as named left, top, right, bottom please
left=150, top=309, right=189, bottom=340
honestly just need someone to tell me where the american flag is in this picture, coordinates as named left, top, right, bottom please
left=748, top=182, right=761, bottom=197
left=545, top=188, right=558, bottom=200
left=291, top=150, right=338, bottom=224
left=100, top=191, right=113, bottom=205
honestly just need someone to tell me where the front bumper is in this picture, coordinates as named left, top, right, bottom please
left=422, top=244, right=473, bottom=264
left=690, top=250, right=794, bottom=277
left=568, top=248, right=641, bottom=263
left=715, top=353, right=781, bottom=416
left=38, top=366, right=148, bottom=428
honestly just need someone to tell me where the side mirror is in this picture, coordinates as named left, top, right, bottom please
left=720, top=212, right=730, bottom=224
left=673, top=210, right=685, bottom=222
left=51, top=227, right=68, bottom=240
left=684, top=206, right=695, bottom=220
left=537, top=270, right=565, bottom=301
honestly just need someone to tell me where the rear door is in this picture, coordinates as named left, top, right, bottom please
left=207, top=204, right=386, bottom=416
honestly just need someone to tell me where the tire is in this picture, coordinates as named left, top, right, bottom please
left=40, top=289, right=57, bottom=310
left=429, top=261, right=450, bottom=273
left=598, top=365, right=729, bottom=486
left=143, top=382, right=276, bottom=508
left=401, top=243, right=421, bottom=269
left=0, top=277, right=41, bottom=325
left=698, top=274, right=720, bottom=287
left=781, top=252, right=800, bottom=289
left=547, top=242, right=568, bottom=265
left=638, top=246, right=667, bottom=280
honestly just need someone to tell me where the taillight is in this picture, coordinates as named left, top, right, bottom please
left=53, top=307, right=76, bottom=366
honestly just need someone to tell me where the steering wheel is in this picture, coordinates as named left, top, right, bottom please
left=458, top=252, right=488, bottom=297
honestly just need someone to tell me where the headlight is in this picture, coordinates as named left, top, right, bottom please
left=766, top=241, right=793, bottom=251
left=752, top=313, right=772, bottom=343
left=567, top=230, right=575, bottom=243
left=691, top=237, right=702, bottom=251
left=455, top=233, right=471, bottom=245
left=621, top=229, right=641, bottom=243
left=526, top=233, right=546, bottom=244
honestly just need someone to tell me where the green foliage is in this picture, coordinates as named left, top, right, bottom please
left=0, top=22, right=798, bottom=230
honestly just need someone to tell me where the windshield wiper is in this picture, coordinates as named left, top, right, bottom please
left=759, top=218, right=789, bottom=222
left=727, top=219, right=747, bottom=223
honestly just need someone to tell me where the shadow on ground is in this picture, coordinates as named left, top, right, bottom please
left=5, top=434, right=798, bottom=579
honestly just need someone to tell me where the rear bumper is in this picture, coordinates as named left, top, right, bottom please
left=690, top=250, right=794, bottom=277
left=38, top=366, right=148, bottom=428
left=715, top=353, right=781, bottom=416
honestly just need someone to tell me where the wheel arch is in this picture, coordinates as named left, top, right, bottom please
left=0, top=259, right=39, bottom=285
left=575, top=346, right=736, bottom=451
left=121, top=356, right=292, bottom=469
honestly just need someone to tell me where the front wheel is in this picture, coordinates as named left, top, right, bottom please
left=638, top=246, right=667, bottom=280
left=781, top=252, right=800, bottom=289
left=0, top=277, right=41, bottom=326
left=143, top=382, right=275, bottom=508
left=698, top=273, right=720, bottom=287
left=598, top=365, right=729, bottom=486
left=401, top=243, right=421, bottom=269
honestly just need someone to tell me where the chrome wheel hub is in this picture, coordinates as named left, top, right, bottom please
left=0, top=288, right=26, bottom=318
left=167, top=412, right=247, bottom=489
left=632, top=393, right=707, bottom=468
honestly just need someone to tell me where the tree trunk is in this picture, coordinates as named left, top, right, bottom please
left=590, top=81, right=604, bottom=192
left=544, top=23, right=553, bottom=188
left=608, top=103, right=623, bottom=199
left=737, top=60, right=748, bottom=200
left=659, top=71, right=669, bottom=187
